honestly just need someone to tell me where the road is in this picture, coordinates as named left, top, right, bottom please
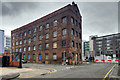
left=21, top=63, right=115, bottom=79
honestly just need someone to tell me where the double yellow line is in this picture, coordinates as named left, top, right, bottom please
left=103, top=64, right=116, bottom=80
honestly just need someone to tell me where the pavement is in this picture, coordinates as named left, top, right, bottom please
left=0, top=66, right=51, bottom=80
left=109, top=64, right=120, bottom=80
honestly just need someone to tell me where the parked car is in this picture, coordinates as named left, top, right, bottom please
left=17, top=59, right=27, bottom=63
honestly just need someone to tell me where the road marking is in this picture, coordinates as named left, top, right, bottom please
left=22, top=67, right=57, bottom=78
left=103, top=64, right=116, bottom=80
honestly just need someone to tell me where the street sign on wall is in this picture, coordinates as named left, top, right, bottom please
left=0, top=30, right=4, bottom=53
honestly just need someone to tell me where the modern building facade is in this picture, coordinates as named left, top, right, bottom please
left=4, top=35, right=11, bottom=51
left=83, top=41, right=89, bottom=58
left=0, top=30, right=4, bottom=54
left=11, top=2, right=82, bottom=64
left=92, top=33, right=120, bottom=59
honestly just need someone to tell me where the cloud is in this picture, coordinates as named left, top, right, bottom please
left=77, top=2, right=118, bottom=40
left=1, top=2, right=118, bottom=40
left=2, top=2, right=38, bottom=16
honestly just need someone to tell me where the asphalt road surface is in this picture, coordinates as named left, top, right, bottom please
left=22, top=63, right=115, bottom=79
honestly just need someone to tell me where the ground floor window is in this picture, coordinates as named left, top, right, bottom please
left=76, top=54, right=78, bottom=61
left=28, top=55, right=30, bottom=60
left=23, top=54, right=25, bottom=60
left=53, top=53, right=57, bottom=60
left=72, top=53, right=74, bottom=60
left=39, top=54, right=41, bottom=60
left=16, top=55, right=17, bottom=60
left=45, top=54, right=48, bottom=60
left=33, top=54, right=35, bottom=60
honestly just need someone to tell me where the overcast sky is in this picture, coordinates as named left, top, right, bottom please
left=0, top=1, right=118, bottom=40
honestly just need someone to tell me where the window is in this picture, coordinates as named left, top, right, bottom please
left=46, top=23, right=49, bottom=29
left=34, top=28, right=36, bottom=33
left=33, top=46, right=36, bottom=50
left=28, top=30, right=31, bottom=34
left=19, top=48, right=22, bottom=52
left=28, top=55, right=30, bottom=60
left=16, top=48, right=18, bottom=52
left=79, top=43, right=81, bottom=49
left=16, top=41, right=18, bottom=45
left=71, top=17, right=74, bottom=24
left=71, top=28, right=74, bottom=35
left=24, top=39, right=26, bottom=44
left=23, top=54, right=25, bottom=60
left=12, top=42, right=14, bottom=46
left=76, top=43, right=78, bottom=49
left=62, top=16, right=67, bottom=24
left=28, top=46, right=31, bottom=51
left=53, top=42, right=57, bottom=49
left=53, top=53, right=57, bottom=60
left=23, top=47, right=26, bottom=52
left=33, top=37, right=36, bottom=42
left=24, top=32, right=26, bottom=36
left=45, top=33, right=49, bottom=39
left=62, top=40, right=66, bottom=48
left=79, top=33, right=81, bottom=39
left=39, top=35, right=42, bottom=40
left=75, top=31, right=78, bottom=37
left=72, top=41, right=74, bottom=47
left=20, top=33, right=22, bottom=37
left=39, top=26, right=42, bottom=31
left=72, top=53, right=74, bottom=60
left=28, top=38, right=31, bottom=43
left=6, top=53, right=8, bottom=56
left=62, top=28, right=67, bottom=36
left=16, top=35, right=18, bottom=39
left=45, top=43, right=49, bottom=49
left=12, top=36, right=15, bottom=39
left=53, top=31, right=57, bottom=37
left=16, top=55, right=17, bottom=60
left=39, top=44, right=42, bottom=50
left=45, top=54, right=48, bottom=60
left=20, top=40, right=22, bottom=45
left=53, top=20, right=57, bottom=27
left=39, top=54, right=41, bottom=60
left=33, top=54, right=35, bottom=60
left=75, top=20, right=78, bottom=26
left=79, top=23, right=81, bottom=29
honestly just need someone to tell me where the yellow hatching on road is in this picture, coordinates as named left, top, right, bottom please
left=103, top=64, right=116, bottom=80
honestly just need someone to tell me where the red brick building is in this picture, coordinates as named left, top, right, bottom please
left=11, top=2, right=82, bottom=64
